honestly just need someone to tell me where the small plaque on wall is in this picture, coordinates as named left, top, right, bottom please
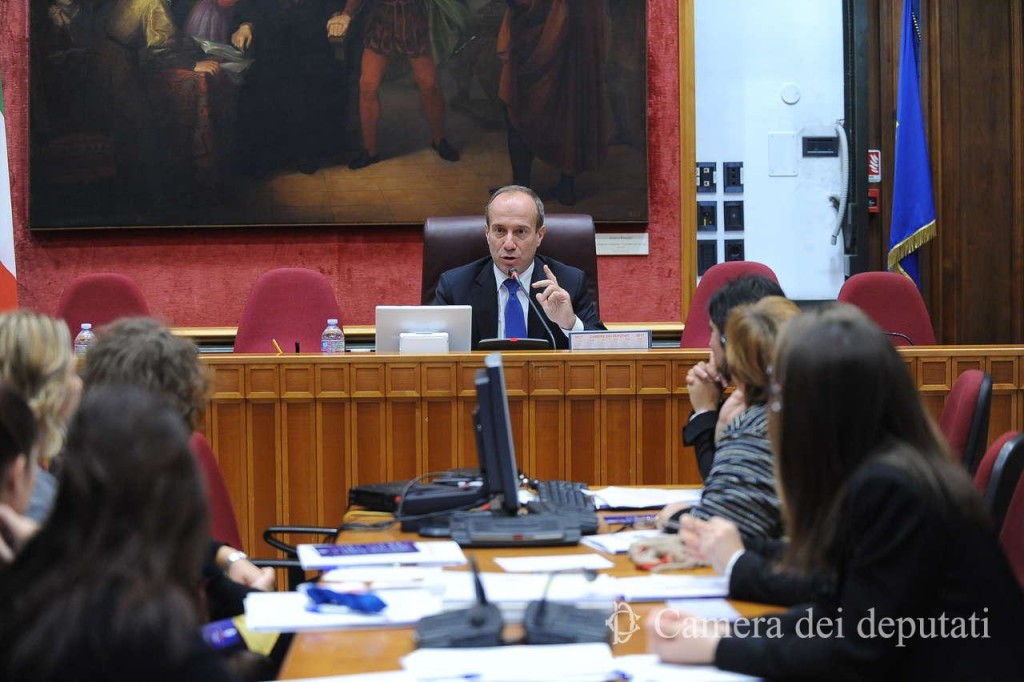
left=568, top=330, right=652, bottom=351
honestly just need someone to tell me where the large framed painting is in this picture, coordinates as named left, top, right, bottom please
left=29, top=0, right=647, bottom=229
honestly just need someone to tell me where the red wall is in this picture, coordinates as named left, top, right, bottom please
left=0, top=2, right=681, bottom=327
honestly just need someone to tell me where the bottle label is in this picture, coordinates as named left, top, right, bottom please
left=321, top=339, right=345, bottom=354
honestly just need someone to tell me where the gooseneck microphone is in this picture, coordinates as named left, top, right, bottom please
left=508, top=268, right=558, bottom=351
left=413, top=556, right=504, bottom=648
left=523, top=568, right=611, bottom=644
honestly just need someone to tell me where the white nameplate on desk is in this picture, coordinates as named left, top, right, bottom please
left=567, top=329, right=652, bottom=350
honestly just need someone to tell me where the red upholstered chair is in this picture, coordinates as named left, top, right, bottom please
left=234, top=268, right=341, bottom=353
left=190, top=432, right=244, bottom=551
left=55, top=273, right=150, bottom=338
left=973, top=431, right=1024, bottom=585
left=836, top=271, right=936, bottom=346
left=939, top=370, right=992, bottom=475
left=420, top=214, right=600, bottom=315
left=191, top=431, right=335, bottom=588
left=680, top=261, right=779, bottom=348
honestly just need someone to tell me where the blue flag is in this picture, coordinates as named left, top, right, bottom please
left=888, top=0, right=936, bottom=287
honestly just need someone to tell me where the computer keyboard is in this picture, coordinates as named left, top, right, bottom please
left=532, top=480, right=599, bottom=535
left=449, top=511, right=581, bottom=547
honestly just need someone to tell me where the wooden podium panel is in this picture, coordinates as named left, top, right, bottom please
left=199, top=347, right=1024, bottom=551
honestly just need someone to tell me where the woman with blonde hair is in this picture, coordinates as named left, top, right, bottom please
left=0, top=310, right=82, bottom=521
left=659, top=296, right=799, bottom=541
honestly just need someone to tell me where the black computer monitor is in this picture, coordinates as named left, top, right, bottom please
left=473, top=353, right=521, bottom=516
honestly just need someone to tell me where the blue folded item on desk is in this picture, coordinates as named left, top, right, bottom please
left=300, top=584, right=387, bottom=614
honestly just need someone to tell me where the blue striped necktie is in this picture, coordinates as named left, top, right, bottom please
left=503, top=278, right=527, bottom=339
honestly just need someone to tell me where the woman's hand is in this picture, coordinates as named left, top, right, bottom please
left=0, top=504, right=39, bottom=564
left=647, top=607, right=725, bottom=665
left=714, top=387, right=746, bottom=443
left=683, top=515, right=744, bottom=574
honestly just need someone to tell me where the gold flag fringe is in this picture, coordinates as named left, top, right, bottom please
left=887, top=219, right=936, bottom=278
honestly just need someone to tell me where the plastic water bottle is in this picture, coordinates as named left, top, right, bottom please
left=74, top=323, right=96, bottom=357
left=321, top=318, right=345, bottom=354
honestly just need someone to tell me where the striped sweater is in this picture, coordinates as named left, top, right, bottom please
left=688, top=403, right=784, bottom=540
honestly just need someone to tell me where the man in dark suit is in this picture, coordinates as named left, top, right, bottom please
left=431, top=185, right=604, bottom=349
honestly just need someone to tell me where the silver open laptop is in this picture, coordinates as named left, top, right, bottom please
left=374, top=305, right=473, bottom=353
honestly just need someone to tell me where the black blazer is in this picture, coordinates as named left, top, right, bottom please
left=431, top=255, right=604, bottom=349
left=715, top=460, right=1024, bottom=680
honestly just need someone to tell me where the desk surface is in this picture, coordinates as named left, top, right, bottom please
left=277, top=514, right=778, bottom=679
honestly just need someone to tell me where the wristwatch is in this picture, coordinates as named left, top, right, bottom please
left=224, top=550, right=248, bottom=570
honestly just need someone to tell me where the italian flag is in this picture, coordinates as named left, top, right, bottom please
left=0, top=75, right=15, bottom=309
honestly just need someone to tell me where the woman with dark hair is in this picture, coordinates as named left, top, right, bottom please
left=649, top=304, right=1024, bottom=679
left=81, top=317, right=275, bottom=606
left=0, top=388, right=39, bottom=563
left=0, top=386, right=234, bottom=681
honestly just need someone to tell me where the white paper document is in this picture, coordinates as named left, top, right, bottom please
left=320, top=566, right=445, bottom=588
left=588, top=486, right=703, bottom=510
left=244, top=589, right=442, bottom=632
left=615, top=654, right=761, bottom=681
left=493, top=553, right=614, bottom=573
left=664, top=599, right=741, bottom=621
left=297, top=540, right=467, bottom=570
left=613, top=575, right=730, bottom=601
left=581, top=529, right=661, bottom=555
left=402, top=643, right=620, bottom=682
left=440, top=572, right=612, bottom=611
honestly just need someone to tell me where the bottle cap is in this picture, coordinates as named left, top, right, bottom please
left=327, top=318, right=338, bottom=326
left=81, top=323, right=92, bottom=330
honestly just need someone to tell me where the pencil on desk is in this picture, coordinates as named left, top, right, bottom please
left=271, top=338, right=284, bottom=355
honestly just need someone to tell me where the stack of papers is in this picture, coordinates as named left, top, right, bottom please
left=402, top=643, right=620, bottom=682
left=581, top=529, right=661, bottom=554
left=588, top=487, right=703, bottom=510
left=493, top=553, right=614, bottom=573
left=297, top=540, right=467, bottom=570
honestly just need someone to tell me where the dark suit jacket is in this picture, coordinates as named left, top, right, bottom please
left=431, top=255, right=604, bottom=349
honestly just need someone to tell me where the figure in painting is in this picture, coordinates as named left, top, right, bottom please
left=497, top=0, right=609, bottom=206
left=333, top=0, right=471, bottom=169
left=230, top=0, right=350, bottom=175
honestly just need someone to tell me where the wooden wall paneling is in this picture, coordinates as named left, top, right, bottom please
left=245, top=365, right=281, bottom=556
left=207, top=364, right=250, bottom=549
left=197, top=348, right=1024, bottom=543
left=455, top=361, right=485, bottom=469
left=566, top=361, right=601, bottom=484
left=636, top=360, right=672, bottom=485
left=351, top=361, right=387, bottom=484
left=422, top=363, right=459, bottom=475
left=986, top=354, right=1021, bottom=442
left=527, top=360, right=566, bottom=481
left=387, top=399, right=421, bottom=481
left=930, top=0, right=1023, bottom=343
left=1014, top=0, right=1024, bottom=343
left=917, top=355, right=950, bottom=422
left=672, top=358, right=700, bottom=485
left=385, top=362, right=422, bottom=481
left=316, top=364, right=351, bottom=526
left=601, top=360, right=637, bottom=484
left=502, top=359, right=530, bottom=480
left=281, top=365, right=318, bottom=531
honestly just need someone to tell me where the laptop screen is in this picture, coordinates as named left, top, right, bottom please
left=374, top=305, right=472, bottom=353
